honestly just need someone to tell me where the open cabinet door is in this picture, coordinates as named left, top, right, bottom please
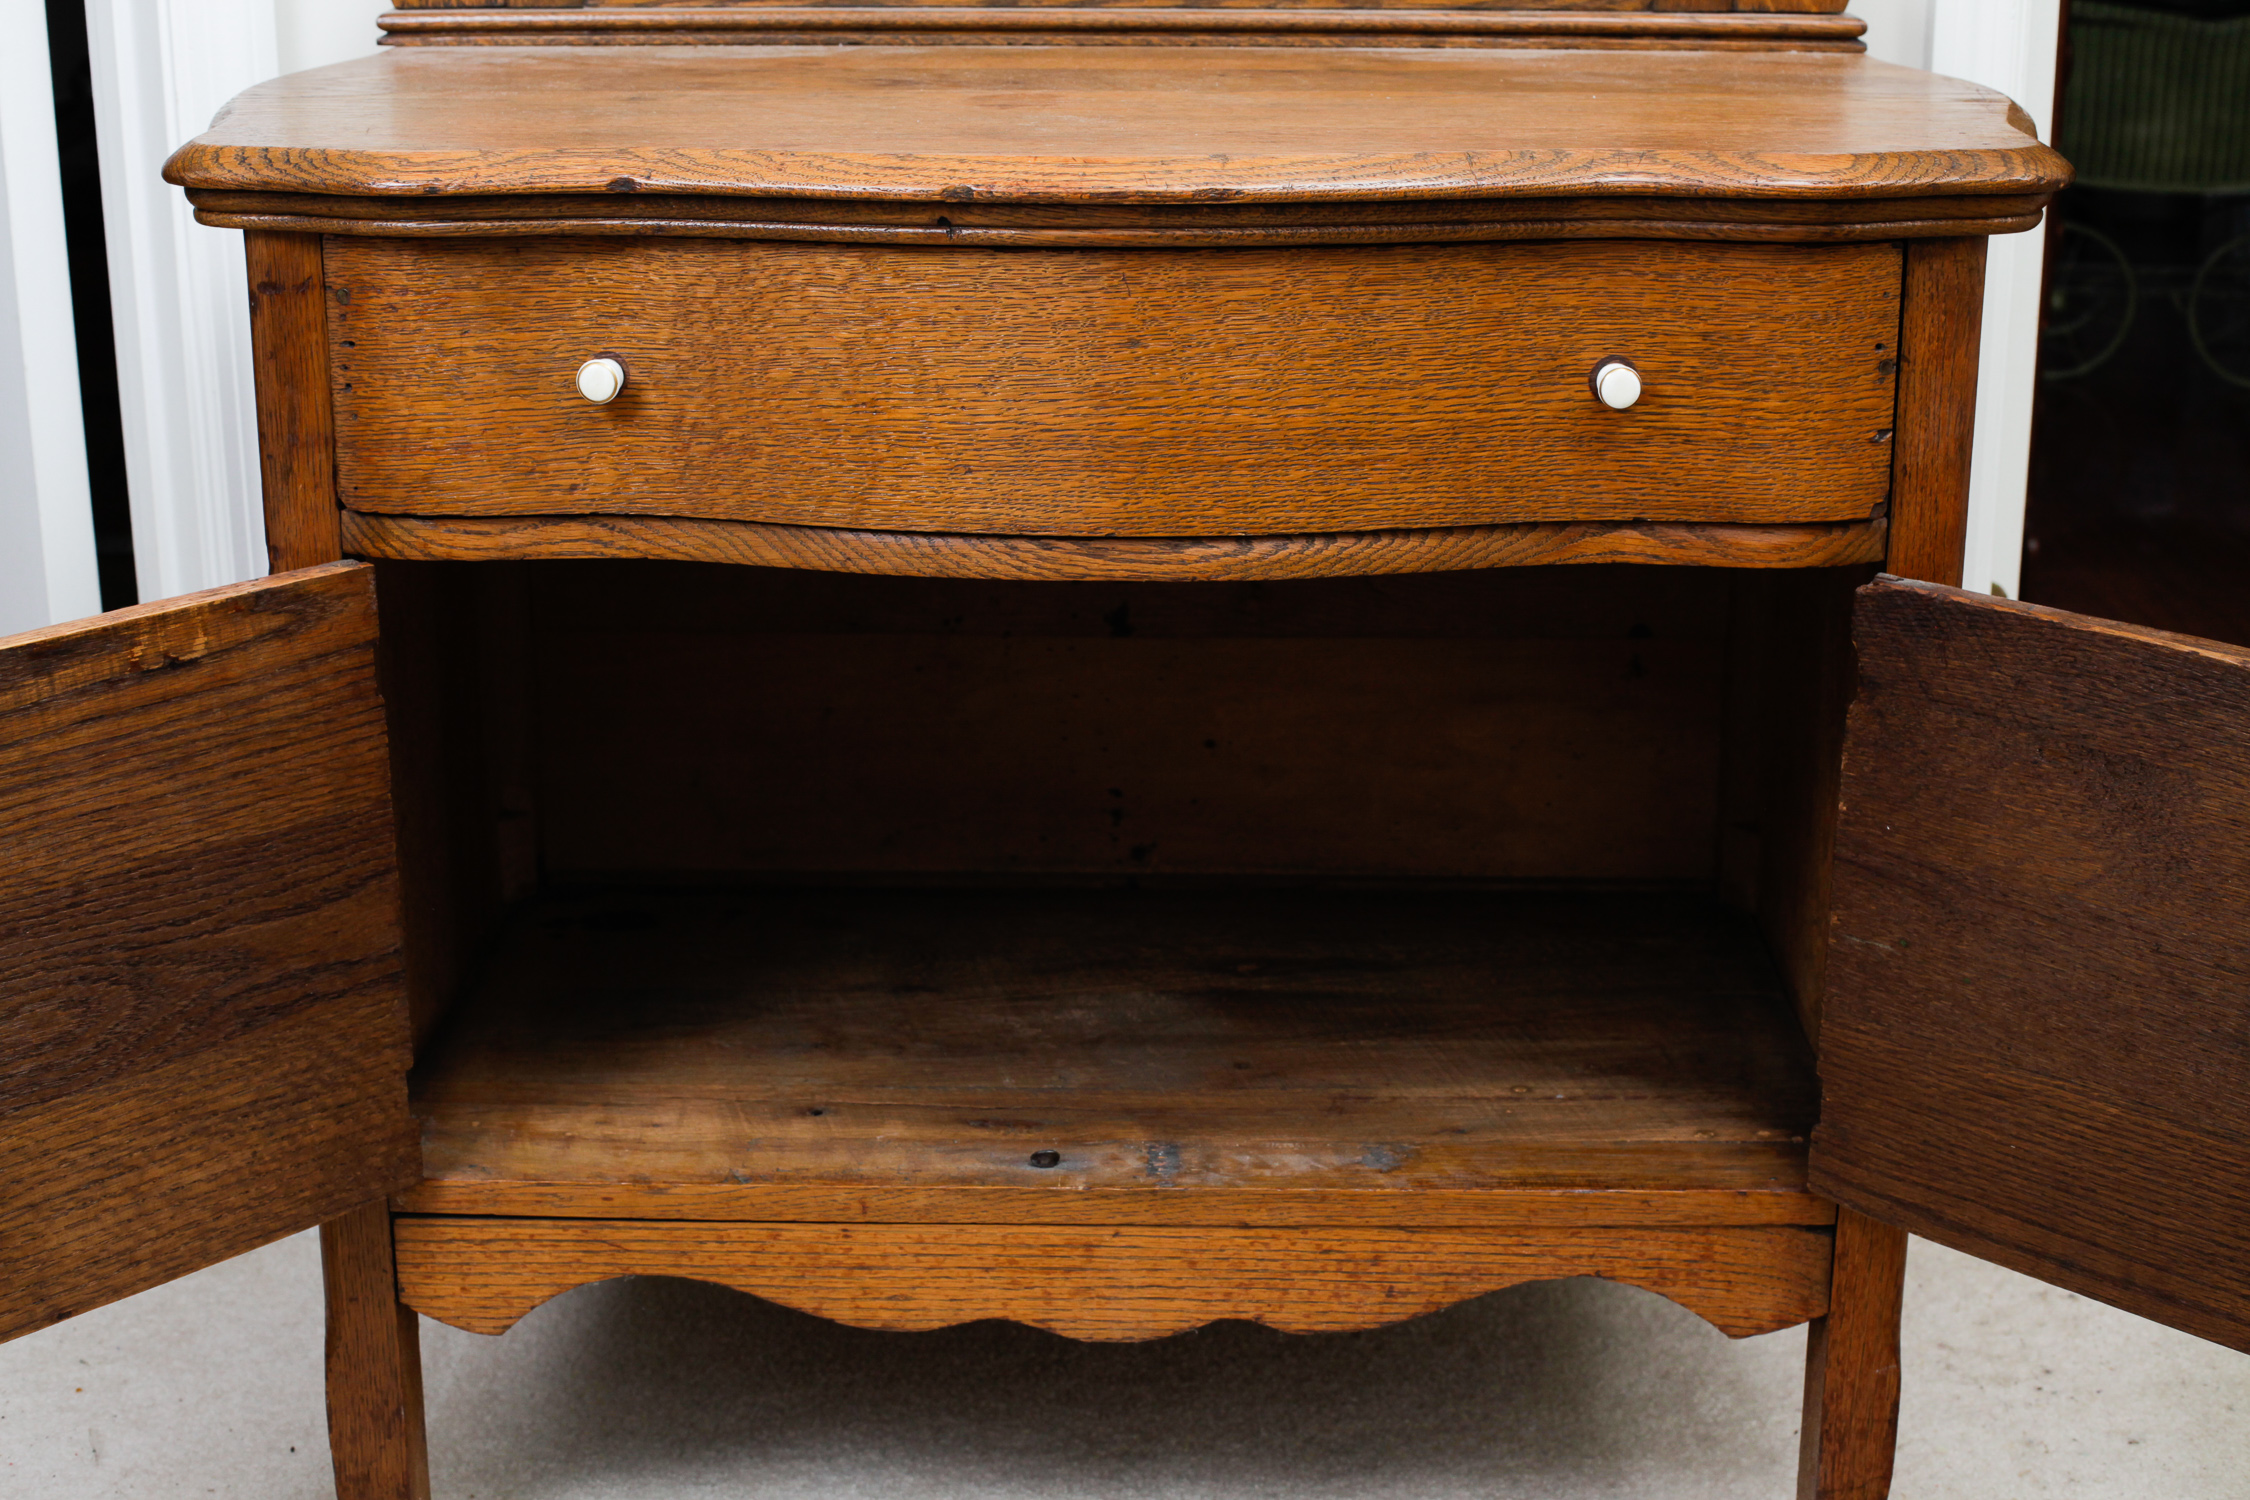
left=0, top=563, right=415, bottom=1342
left=1810, top=576, right=2250, bottom=1353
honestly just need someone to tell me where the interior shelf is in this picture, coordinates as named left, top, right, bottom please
left=402, top=888, right=1825, bottom=1227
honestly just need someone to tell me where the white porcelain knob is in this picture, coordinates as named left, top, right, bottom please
left=576, top=357, right=626, bottom=405
left=1592, top=358, right=1642, bottom=411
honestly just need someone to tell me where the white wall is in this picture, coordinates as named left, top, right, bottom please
left=276, top=0, right=388, bottom=75
left=0, top=0, right=101, bottom=635
left=1858, top=0, right=1936, bottom=70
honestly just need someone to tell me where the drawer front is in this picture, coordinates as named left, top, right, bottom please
left=328, top=238, right=1900, bottom=537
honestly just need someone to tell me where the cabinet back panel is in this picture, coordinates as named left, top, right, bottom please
left=527, top=562, right=1727, bottom=883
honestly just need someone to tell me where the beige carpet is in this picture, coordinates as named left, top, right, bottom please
left=5, top=1231, right=2244, bottom=1498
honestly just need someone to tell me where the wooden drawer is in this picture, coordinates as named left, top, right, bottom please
left=328, top=237, right=1900, bottom=538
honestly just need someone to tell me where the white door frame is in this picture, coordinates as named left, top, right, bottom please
left=1929, top=0, right=2063, bottom=600
left=1865, top=0, right=2062, bottom=598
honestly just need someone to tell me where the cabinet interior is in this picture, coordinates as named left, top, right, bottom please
left=379, top=558, right=1862, bottom=1212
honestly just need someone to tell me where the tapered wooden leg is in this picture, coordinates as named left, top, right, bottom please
left=1797, top=1208, right=1909, bottom=1500
left=321, top=1201, right=431, bottom=1500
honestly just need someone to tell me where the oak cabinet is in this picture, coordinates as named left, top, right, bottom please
left=5, top=19, right=2243, bottom=1500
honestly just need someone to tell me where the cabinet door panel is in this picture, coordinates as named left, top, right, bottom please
left=0, top=563, right=415, bottom=1343
left=1811, top=576, right=2250, bottom=1353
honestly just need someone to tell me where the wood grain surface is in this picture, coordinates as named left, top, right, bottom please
left=1813, top=578, right=2250, bottom=1354
left=163, top=48, right=2067, bottom=206
left=397, top=1178, right=1835, bottom=1226
left=520, top=562, right=1732, bottom=883
left=190, top=188, right=2049, bottom=247
left=393, top=1217, right=1836, bottom=1340
left=247, top=232, right=342, bottom=571
left=1884, top=238, right=1985, bottom=587
left=0, top=564, right=416, bottom=1343
left=321, top=1202, right=430, bottom=1500
left=407, top=890, right=1822, bottom=1220
left=1716, top=566, right=1868, bottom=1043
left=1796, top=1208, right=1908, bottom=1500
left=375, top=7, right=1865, bottom=52
left=340, top=512, right=1889, bottom=579
left=327, top=238, right=1899, bottom=536
left=370, top=562, right=540, bottom=1049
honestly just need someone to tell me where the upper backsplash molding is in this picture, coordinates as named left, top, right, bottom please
left=375, top=2, right=1866, bottom=51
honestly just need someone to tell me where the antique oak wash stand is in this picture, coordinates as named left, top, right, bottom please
left=6, top=4, right=2249, bottom=1498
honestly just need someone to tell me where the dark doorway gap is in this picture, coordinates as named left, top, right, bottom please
left=2023, top=188, right=2250, bottom=647
left=2020, top=0, right=2250, bottom=648
left=44, top=0, right=136, bottom=610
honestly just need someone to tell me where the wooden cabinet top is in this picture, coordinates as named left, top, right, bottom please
left=165, top=46, right=2067, bottom=210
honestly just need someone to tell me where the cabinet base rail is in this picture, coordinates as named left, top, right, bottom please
left=390, top=1216, right=1835, bottom=1341
left=341, top=511, right=1890, bottom=582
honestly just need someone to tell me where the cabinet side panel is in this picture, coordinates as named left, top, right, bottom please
left=1813, top=578, right=2250, bottom=1353
left=0, top=564, right=416, bottom=1342
left=249, top=232, right=342, bottom=571
left=375, top=560, right=539, bottom=1051
left=1718, top=566, right=1867, bottom=1043
left=1884, top=236, right=1985, bottom=588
